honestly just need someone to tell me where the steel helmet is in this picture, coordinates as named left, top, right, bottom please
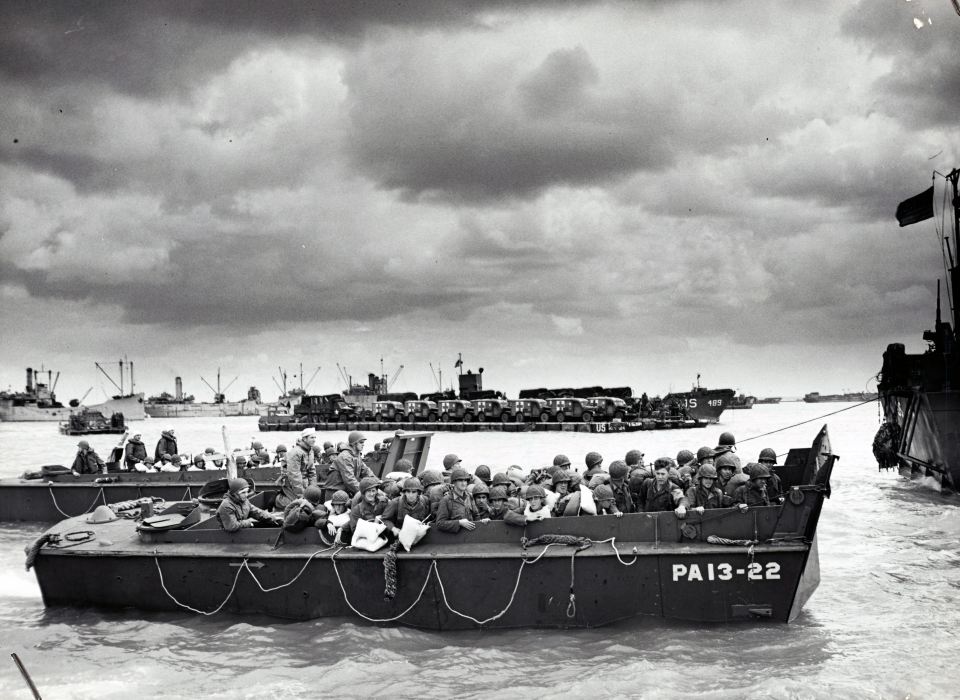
left=748, top=463, right=770, bottom=479
left=348, top=431, right=366, bottom=445
left=698, top=465, right=718, bottom=480
left=715, top=453, right=738, bottom=470
left=336, top=442, right=348, bottom=452
left=252, top=441, right=264, bottom=450
left=395, top=458, right=414, bottom=474
left=758, top=448, right=778, bottom=464
left=193, top=455, right=205, bottom=466
left=491, top=472, right=512, bottom=487
left=553, top=454, right=572, bottom=468
left=331, top=490, right=350, bottom=505
left=449, top=468, right=471, bottom=483
left=204, top=447, right=216, bottom=454
left=489, top=486, right=509, bottom=502
left=526, top=484, right=546, bottom=499
left=323, top=441, right=334, bottom=450
left=383, top=481, right=401, bottom=499
left=473, top=482, right=490, bottom=496
left=402, top=477, right=424, bottom=492
left=304, top=486, right=322, bottom=504
left=419, top=470, right=443, bottom=488
left=442, top=454, right=462, bottom=469
left=625, top=449, right=644, bottom=466
left=593, top=484, right=614, bottom=501
left=716, top=432, right=736, bottom=448
left=227, top=478, right=248, bottom=495
left=358, top=476, right=380, bottom=493
left=676, top=449, right=696, bottom=466
left=275, top=444, right=287, bottom=453
left=609, top=460, right=629, bottom=480
left=552, top=470, right=573, bottom=486
left=77, top=440, right=91, bottom=449
left=696, top=446, right=716, bottom=463
left=475, top=464, right=492, bottom=483
left=585, top=452, right=603, bottom=468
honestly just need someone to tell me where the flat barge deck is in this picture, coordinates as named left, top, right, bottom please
left=259, top=418, right=707, bottom=433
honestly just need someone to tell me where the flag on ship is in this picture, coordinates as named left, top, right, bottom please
left=896, top=186, right=934, bottom=227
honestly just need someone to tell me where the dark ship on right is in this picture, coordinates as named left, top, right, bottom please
left=876, top=167, right=960, bottom=492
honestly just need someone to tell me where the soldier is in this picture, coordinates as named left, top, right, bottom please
left=124, top=433, right=148, bottom=470
left=591, top=484, right=623, bottom=517
left=487, top=486, right=526, bottom=525
left=382, top=477, right=431, bottom=536
left=273, top=444, right=288, bottom=466
left=733, top=463, right=773, bottom=507
left=550, top=470, right=574, bottom=517
left=583, top=452, right=604, bottom=480
left=321, top=490, right=352, bottom=540
left=715, top=454, right=738, bottom=501
left=473, top=482, right=491, bottom=518
left=71, top=440, right=106, bottom=475
left=442, top=453, right=463, bottom=477
left=638, top=458, right=689, bottom=517
left=282, top=485, right=326, bottom=532
left=250, top=440, right=270, bottom=464
left=715, top=431, right=741, bottom=469
left=524, top=484, right=551, bottom=520
left=436, top=468, right=482, bottom=532
left=349, top=476, right=387, bottom=533
left=608, top=460, right=635, bottom=514
left=757, top=448, right=784, bottom=501
left=420, top=470, right=447, bottom=516
left=491, top=472, right=517, bottom=498
left=685, top=465, right=726, bottom=511
left=676, top=449, right=696, bottom=468
left=217, top=479, right=281, bottom=531
left=695, top=446, right=716, bottom=467
left=474, top=464, right=493, bottom=486
left=278, top=428, right=319, bottom=509
left=189, top=455, right=206, bottom=471
left=324, top=431, right=375, bottom=500
left=154, top=428, right=178, bottom=463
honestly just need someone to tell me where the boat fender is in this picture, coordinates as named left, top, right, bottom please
left=521, top=534, right=593, bottom=550
left=543, top=489, right=560, bottom=509
left=24, top=533, right=61, bottom=571
left=524, top=504, right=551, bottom=521
left=562, top=491, right=582, bottom=517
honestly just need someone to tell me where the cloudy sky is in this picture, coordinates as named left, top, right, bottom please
left=2, top=0, right=958, bottom=404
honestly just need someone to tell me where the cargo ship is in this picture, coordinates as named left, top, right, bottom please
left=803, top=391, right=878, bottom=403
left=0, top=366, right=144, bottom=422
left=662, top=385, right=736, bottom=423
left=144, top=374, right=260, bottom=418
left=876, top=166, right=960, bottom=491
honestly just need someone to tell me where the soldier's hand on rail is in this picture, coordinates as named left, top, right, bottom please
left=459, top=519, right=476, bottom=530
left=694, top=506, right=705, bottom=515
left=675, top=506, right=687, bottom=519
left=738, top=503, right=748, bottom=512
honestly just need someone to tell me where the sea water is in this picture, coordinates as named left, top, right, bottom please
left=0, top=404, right=957, bottom=699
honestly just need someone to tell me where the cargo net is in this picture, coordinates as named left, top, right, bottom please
left=872, top=422, right=903, bottom=471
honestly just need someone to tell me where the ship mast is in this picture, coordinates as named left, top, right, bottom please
left=948, top=168, right=960, bottom=335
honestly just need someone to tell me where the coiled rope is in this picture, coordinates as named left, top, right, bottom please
left=48, top=487, right=105, bottom=519
left=707, top=535, right=757, bottom=547
left=24, top=533, right=60, bottom=571
left=384, top=540, right=400, bottom=600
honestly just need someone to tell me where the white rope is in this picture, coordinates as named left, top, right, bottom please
left=331, top=551, right=436, bottom=623
left=155, top=557, right=244, bottom=615
left=49, top=487, right=104, bottom=519
left=244, top=547, right=337, bottom=593
left=182, top=486, right=193, bottom=501
left=593, top=537, right=638, bottom=566
left=433, top=558, right=530, bottom=625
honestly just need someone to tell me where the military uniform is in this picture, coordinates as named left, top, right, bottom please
left=638, top=478, right=689, bottom=512
left=278, top=439, right=318, bottom=509
left=435, top=490, right=477, bottom=532
left=217, top=492, right=276, bottom=532
left=324, top=446, right=375, bottom=498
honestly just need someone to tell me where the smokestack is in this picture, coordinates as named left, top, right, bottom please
left=26, top=367, right=33, bottom=392
left=175, top=377, right=183, bottom=401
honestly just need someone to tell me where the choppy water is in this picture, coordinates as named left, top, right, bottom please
left=1, top=405, right=958, bottom=699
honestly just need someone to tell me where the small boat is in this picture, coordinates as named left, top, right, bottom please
left=662, top=384, right=736, bottom=423
left=804, top=391, right=878, bottom=403
left=756, top=397, right=782, bottom=404
left=728, top=394, right=756, bottom=410
left=2, top=431, right=432, bottom=522
left=58, top=409, right=127, bottom=436
left=27, top=428, right=835, bottom=628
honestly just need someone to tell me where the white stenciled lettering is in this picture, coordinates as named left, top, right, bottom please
left=687, top=564, right=703, bottom=581
left=708, top=563, right=715, bottom=580
left=689, top=398, right=698, bottom=408
left=717, top=563, right=732, bottom=580
left=672, top=564, right=688, bottom=581
left=766, top=562, right=781, bottom=579
left=748, top=563, right=763, bottom=580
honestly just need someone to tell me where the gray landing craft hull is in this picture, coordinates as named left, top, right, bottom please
left=30, top=428, right=833, bottom=628
left=881, top=389, right=960, bottom=489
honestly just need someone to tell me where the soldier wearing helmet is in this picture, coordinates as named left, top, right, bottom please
left=591, top=484, right=623, bottom=517
left=584, top=452, right=604, bottom=480
left=382, top=477, right=431, bottom=536
left=282, top=485, right=326, bottom=533
left=72, top=439, right=106, bottom=475
left=277, top=428, right=319, bottom=509
left=472, top=482, right=491, bottom=518
left=523, top=484, right=551, bottom=521
left=755, top=448, right=783, bottom=501
left=625, top=449, right=645, bottom=469
left=474, top=464, right=493, bottom=486
left=685, top=465, right=725, bottom=511
left=732, top=463, right=773, bottom=507
left=436, top=467, right=483, bottom=532
left=323, top=431, right=375, bottom=501
left=550, top=470, right=574, bottom=516
left=695, top=446, right=716, bottom=466
left=349, top=476, right=387, bottom=533
left=638, top=457, right=689, bottom=517
left=488, top=486, right=526, bottom=526
left=608, top=460, right=635, bottom=514
left=715, top=431, right=741, bottom=468
left=154, top=428, right=178, bottom=464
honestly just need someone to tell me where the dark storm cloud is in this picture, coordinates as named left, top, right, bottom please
left=841, top=0, right=960, bottom=129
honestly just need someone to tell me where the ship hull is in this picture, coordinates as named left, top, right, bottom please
left=662, top=388, right=736, bottom=423
left=144, top=400, right=259, bottom=418
left=0, top=393, right=145, bottom=422
left=880, top=388, right=960, bottom=490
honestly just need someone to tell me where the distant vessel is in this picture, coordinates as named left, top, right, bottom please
left=0, top=365, right=144, bottom=422
left=756, top=397, right=782, bottom=404
left=58, top=408, right=127, bottom=436
left=877, top=166, right=960, bottom=491
left=144, top=371, right=259, bottom=418
left=803, top=391, right=878, bottom=403
left=729, top=394, right=756, bottom=410
left=662, top=377, right=736, bottom=423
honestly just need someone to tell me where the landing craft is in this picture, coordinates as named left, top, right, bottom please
left=27, top=428, right=834, bottom=627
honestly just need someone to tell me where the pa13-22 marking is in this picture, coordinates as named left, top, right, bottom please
left=672, top=562, right=780, bottom=582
